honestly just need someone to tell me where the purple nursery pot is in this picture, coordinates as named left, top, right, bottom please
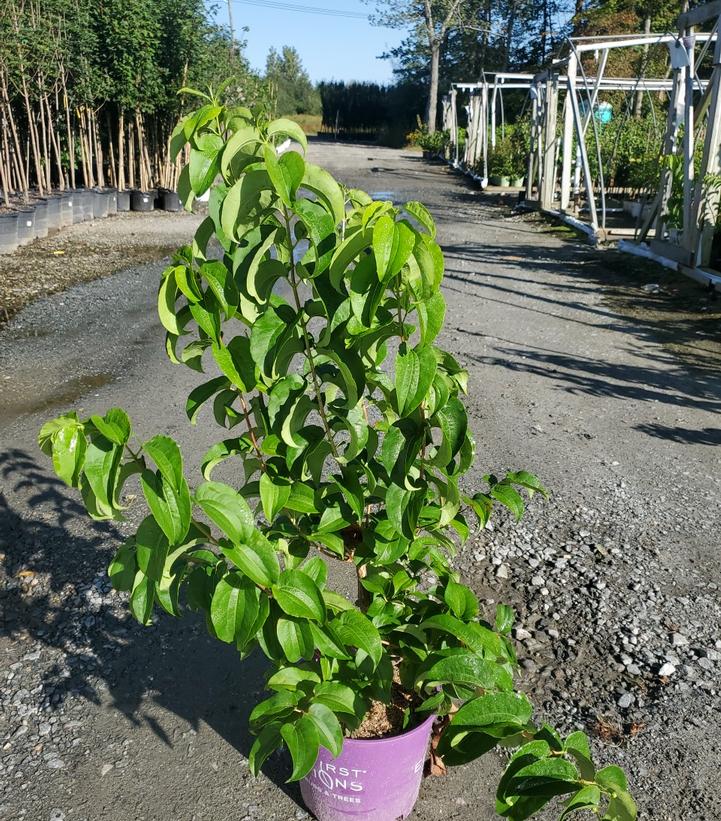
left=300, top=713, right=435, bottom=821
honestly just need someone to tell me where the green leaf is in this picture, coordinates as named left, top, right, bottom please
left=263, top=143, right=291, bottom=206
left=434, top=396, right=468, bottom=463
left=333, top=609, right=382, bottom=668
left=495, top=603, right=515, bottom=634
left=90, top=408, right=131, bottom=446
left=84, top=436, right=122, bottom=516
left=210, top=571, right=260, bottom=645
left=602, top=791, right=637, bottom=821
left=195, top=481, right=254, bottom=543
left=277, top=617, right=315, bottom=662
left=249, top=721, right=283, bottom=776
left=307, top=702, right=343, bottom=757
left=222, top=531, right=280, bottom=588
left=186, top=376, right=229, bottom=424
left=201, top=437, right=251, bottom=479
left=450, top=691, right=533, bottom=731
left=142, top=435, right=184, bottom=491
left=268, top=118, right=308, bottom=152
left=596, top=766, right=628, bottom=793
left=302, top=162, right=345, bottom=225
left=158, top=272, right=182, bottom=334
left=509, top=757, right=580, bottom=798
left=395, top=344, right=436, bottom=416
left=281, top=715, right=320, bottom=781
left=329, top=227, right=372, bottom=290
left=189, top=145, right=220, bottom=196
left=260, top=473, right=291, bottom=522
left=560, top=785, right=602, bottom=820
left=285, top=484, right=318, bottom=513
left=309, top=622, right=351, bottom=660
left=404, top=200, right=436, bottom=238
left=212, top=337, right=256, bottom=391
left=416, top=292, right=445, bottom=346
left=490, top=482, right=525, bottom=521
left=47, top=419, right=86, bottom=487
left=506, top=470, right=549, bottom=498
left=129, top=573, right=155, bottom=625
left=444, top=580, right=479, bottom=620
left=418, top=651, right=513, bottom=692
left=272, top=569, right=326, bottom=622
left=250, top=304, right=287, bottom=374
left=135, top=515, right=169, bottom=583
left=314, top=682, right=360, bottom=715
left=250, top=691, right=301, bottom=729
left=372, top=214, right=395, bottom=280
left=108, top=542, right=137, bottom=592
left=267, top=667, right=320, bottom=691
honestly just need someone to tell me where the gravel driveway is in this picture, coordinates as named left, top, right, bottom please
left=1, top=142, right=720, bottom=821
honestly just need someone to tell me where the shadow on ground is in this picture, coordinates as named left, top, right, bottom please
left=0, top=447, right=302, bottom=808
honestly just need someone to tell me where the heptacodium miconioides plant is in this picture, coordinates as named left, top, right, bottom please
left=39, top=86, right=636, bottom=820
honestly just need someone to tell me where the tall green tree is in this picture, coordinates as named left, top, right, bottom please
left=368, top=1, right=465, bottom=132
left=265, top=45, right=320, bottom=116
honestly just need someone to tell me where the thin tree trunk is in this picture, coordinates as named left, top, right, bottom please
left=118, top=110, right=125, bottom=191
left=427, top=42, right=441, bottom=133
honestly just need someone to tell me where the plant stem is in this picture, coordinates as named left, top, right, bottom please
left=237, top=392, right=267, bottom=472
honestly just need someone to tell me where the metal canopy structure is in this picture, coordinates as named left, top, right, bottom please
left=440, top=0, right=721, bottom=287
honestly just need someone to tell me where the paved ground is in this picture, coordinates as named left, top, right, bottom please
left=1, top=142, right=720, bottom=821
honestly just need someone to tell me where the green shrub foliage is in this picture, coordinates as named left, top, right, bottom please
left=40, top=88, right=636, bottom=820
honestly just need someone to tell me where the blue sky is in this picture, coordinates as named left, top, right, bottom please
left=217, top=0, right=408, bottom=83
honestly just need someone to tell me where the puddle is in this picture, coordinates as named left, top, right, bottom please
left=0, top=371, right=114, bottom=424
left=370, top=191, right=396, bottom=202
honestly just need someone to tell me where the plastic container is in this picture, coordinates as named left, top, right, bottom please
left=106, top=188, right=118, bottom=215
left=299, top=714, right=435, bottom=821
left=130, top=190, right=154, bottom=212
left=92, top=188, right=110, bottom=219
left=159, top=188, right=181, bottom=211
left=117, top=190, right=131, bottom=212
left=45, top=195, right=62, bottom=233
left=33, top=199, right=48, bottom=239
left=0, top=211, right=19, bottom=255
left=16, top=207, right=36, bottom=245
left=59, top=192, right=74, bottom=227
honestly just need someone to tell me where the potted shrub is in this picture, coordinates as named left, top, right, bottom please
left=39, top=91, right=636, bottom=821
left=488, top=138, right=513, bottom=187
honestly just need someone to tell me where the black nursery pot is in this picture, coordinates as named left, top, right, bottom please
left=116, top=190, right=131, bottom=212
left=0, top=211, right=19, bottom=255
left=158, top=188, right=181, bottom=212
left=16, top=207, right=36, bottom=244
left=130, top=190, right=155, bottom=212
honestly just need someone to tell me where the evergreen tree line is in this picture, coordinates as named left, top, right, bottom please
left=0, top=0, right=262, bottom=202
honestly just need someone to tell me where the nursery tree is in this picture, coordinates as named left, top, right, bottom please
left=265, top=45, right=320, bottom=116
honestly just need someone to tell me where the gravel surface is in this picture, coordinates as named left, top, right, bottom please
left=0, top=210, right=202, bottom=327
left=1, top=142, right=720, bottom=820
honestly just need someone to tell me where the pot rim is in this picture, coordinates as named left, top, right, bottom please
left=337, top=711, right=436, bottom=750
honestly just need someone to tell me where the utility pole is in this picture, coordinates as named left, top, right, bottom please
left=227, top=0, right=236, bottom=54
